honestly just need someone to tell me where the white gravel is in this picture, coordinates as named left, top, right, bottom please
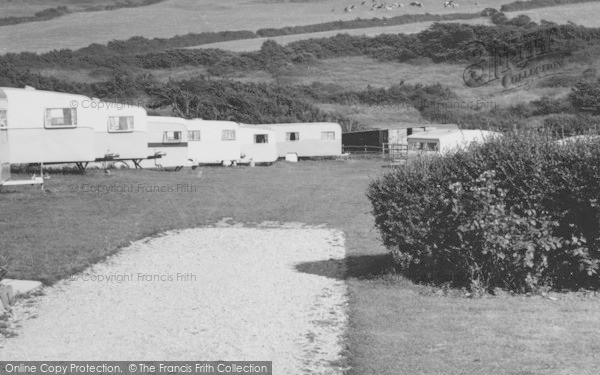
left=0, top=226, right=348, bottom=374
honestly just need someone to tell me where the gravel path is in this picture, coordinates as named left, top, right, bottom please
left=0, top=226, right=348, bottom=374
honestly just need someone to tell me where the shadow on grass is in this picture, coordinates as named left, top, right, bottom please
left=295, top=253, right=395, bottom=280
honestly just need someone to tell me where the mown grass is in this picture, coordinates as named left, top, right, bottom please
left=0, top=160, right=384, bottom=284
left=1, top=160, right=600, bottom=374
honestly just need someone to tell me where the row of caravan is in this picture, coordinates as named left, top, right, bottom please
left=0, top=87, right=342, bottom=170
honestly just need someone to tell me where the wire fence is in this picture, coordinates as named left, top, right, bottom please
left=342, top=144, right=409, bottom=161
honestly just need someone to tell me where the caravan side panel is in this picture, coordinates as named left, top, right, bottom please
left=93, top=104, right=150, bottom=161
left=0, top=89, right=9, bottom=183
left=3, top=88, right=96, bottom=164
left=186, top=120, right=241, bottom=165
left=239, top=125, right=277, bottom=164
left=140, top=117, right=191, bottom=168
left=267, top=123, right=342, bottom=157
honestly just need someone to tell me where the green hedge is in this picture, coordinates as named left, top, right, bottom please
left=367, top=132, right=600, bottom=293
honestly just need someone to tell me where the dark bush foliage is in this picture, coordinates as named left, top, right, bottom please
left=256, top=11, right=483, bottom=38
left=570, top=79, right=600, bottom=112
left=4, top=22, right=600, bottom=75
left=368, top=132, right=600, bottom=292
left=543, top=114, right=600, bottom=136
left=0, top=6, right=71, bottom=27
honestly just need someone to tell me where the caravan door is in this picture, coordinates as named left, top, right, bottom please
left=0, top=88, right=9, bottom=184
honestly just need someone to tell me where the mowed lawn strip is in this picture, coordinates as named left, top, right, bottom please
left=348, top=278, right=600, bottom=375
left=1, top=159, right=599, bottom=374
left=0, top=160, right=384, bottom=284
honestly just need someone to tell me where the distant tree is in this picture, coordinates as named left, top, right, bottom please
left=505, top=14, right=535, bottom=28
left=491, top=12, right=509, bottom=25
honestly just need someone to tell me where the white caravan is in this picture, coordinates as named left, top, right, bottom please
left=139, top=116, right=193, bottom=169
left=263, top=122, right=342, bottom=158
left=186, top=119, right=241, bottom=165
left=0, top=89, right=9, bottom=183
left=0, top=87, right=96, bottom=167
left=92, top=101, right=152, bottom=166
left=238, top=125, right=277, bottom=165
left=407, top=129, right=500, bottom=155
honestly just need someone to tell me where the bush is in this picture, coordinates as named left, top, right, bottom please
left=368, top=132, right=600, bottom=292
left=542, top=113, right=600, bottom=136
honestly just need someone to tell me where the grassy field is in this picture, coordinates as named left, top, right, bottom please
left=0, top=0, right=513, bottom=54
left=0, top=0, right=167, bottom=17
left=191, top=3, right=600, bottom=52
left=186, top=19, right=493, bottom=52
left=2, top=0, right=600, bottom=54
left=1, top=161, right=599, bottom=374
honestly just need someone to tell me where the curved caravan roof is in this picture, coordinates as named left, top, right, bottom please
left=239, top=124, right=275, bottom=136
left=186, top=119, right=240, bottom=132
left=265, top=122, right=341, bottom=135
left=556, top=134, right=600, bottom=145
left=0, top=87, right=97, bottom=130
left=1, top=87, right=97, bottom=164
left=407, top=129, right=501, bottom=154
left=407, top=129, right=500, bottom=142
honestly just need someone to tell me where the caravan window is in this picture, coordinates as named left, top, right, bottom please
left=108, top=116, right=134, bottom=132
left=0, top=110, right=6, bottom=129
left=321, top=131, right=335, bottom=140
left=424, top=142, right=438, bottom=151
left=188, top=130, right=201, bottom=141
left=45, top=108, right=77, bottom=128
left=409, top=142, right=438, bottom=151
left=222, top=130, right=236, bottom=141
left=254, top=134, right=268, bottom=144
left=286, top=132, right=299, bottom=142
left=163, top=131, right=182, bottom=143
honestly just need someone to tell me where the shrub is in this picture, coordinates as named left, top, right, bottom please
left=542, top=113, right=600, bottom=136
left=368, top=131, right=600, bottom=292
left=570, top=79, right=600, bottom=112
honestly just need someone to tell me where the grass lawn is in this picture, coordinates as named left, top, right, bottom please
left=1, top=160, right=599, bottom=373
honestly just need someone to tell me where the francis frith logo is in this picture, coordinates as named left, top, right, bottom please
left=463, top=27, right=568, bottom=90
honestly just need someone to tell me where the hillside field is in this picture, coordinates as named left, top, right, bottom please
left=2, top=1, right=600, bottom=53
left=187, top=18, right=493, bottom=52
left=0, top=0, right=166, bottom=17
left=193, top=2, right=600, bottom=51
left=31, top=43, right=590, bottom=129
left=0, top=0, right=512, bottom=54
